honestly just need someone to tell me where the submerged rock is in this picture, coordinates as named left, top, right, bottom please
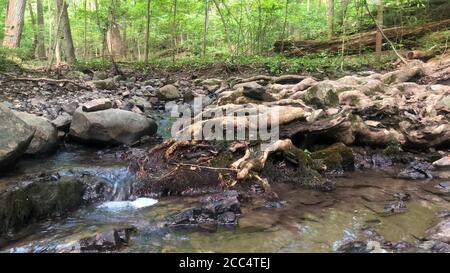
left=0, top=104, right=35, bottom=171
left=166, top=190, right=241, bottom=228
left=398, top=161, right=433, bottom=179
left=69, top=108, right=157, bottom=145
left=426, top=218, right=450, bottom=243
left=79, top=227, right=137, bottom=252
left=14, top=112, right=58, bottom=155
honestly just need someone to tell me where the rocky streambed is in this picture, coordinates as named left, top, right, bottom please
left=0, top=57, right=449, bottom=252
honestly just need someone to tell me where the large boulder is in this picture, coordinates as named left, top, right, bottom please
left=15, top=112, right=58, bottom=155
left=0, top=104, right=35, bottom=171
left=304, top=82, right=339, bottom=108
left=69, top=108, right=157, bottom=145
left=156, top=84, right=181, bottom=100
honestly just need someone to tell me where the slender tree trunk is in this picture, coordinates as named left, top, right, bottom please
left=55, top=0, right=76, bottom=65
left=84, top=0, right=87, bottom=59
left=36, top=0, right=46, bottom=59
left=94, top=0, right=106, bottom=58
left=28, top=1, right=38, bottom=56
left=172, top=0, right=177, bottom=65
left=144, top=0, right=151, bottom=64
left=3, top=0, right=27, bottom=48
left=280, top=0, right=289, bottom=52
left=376, top=0, right=384, bottom=59
left=326, top=0, right=334, bottom=40
left=202, top=0, right=209, bottom=58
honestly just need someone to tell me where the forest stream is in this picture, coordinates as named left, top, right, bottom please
left=1, top=114, right=449, bottom=253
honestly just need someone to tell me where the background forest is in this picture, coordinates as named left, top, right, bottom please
left=0, top=0, right=449, bottom=71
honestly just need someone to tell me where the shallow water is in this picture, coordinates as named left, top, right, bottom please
left=0, top=146, right=449, bottom=253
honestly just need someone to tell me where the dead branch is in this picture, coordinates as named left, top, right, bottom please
left=0, top=72, right=91, bottom=90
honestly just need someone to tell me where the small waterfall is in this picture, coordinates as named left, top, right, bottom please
left=96, top=167, right=136, bottom=201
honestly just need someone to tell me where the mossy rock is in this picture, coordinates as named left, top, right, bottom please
left=311, top=143, right=355, bottom=171
left=0, top=176, right=86, bottom=235
left=304, top=82, right=339, bottom=108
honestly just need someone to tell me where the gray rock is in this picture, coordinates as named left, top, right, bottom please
left=131, top=96, right=152, bottom=112
left=15, top=112, right=58, bottom=155
left=90, top=79, right=116, bottom=90
left=82, top=98, right=113, bottom=112
left=426, top=218, right=450, bottom=243
left=304, top=82, right=339, bottom=108
left=156, top=84, right=181, bottom=100
left=0, top=104, right=35, bottom=170
left=62, top=101, right=79, bottom=115
left=241, top=82, right=267, bottom=101
left=69, top=108, right=157, bottom=145
left=52, top=113, right=72, bottom=132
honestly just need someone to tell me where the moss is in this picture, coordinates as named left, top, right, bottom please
left=311, top=143, right=355, bottom=171
left=0, top=176, right=85, bottom=235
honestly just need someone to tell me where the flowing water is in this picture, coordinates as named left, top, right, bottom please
left=0, top=114, right=448, bottom=252
left=1, top=145, right=448, bottom=253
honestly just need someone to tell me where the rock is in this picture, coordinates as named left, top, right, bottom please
left=62, top=102, right=79, bottom=115
left=426, top=218, right=450, bottom=243
left=398, top=161, right=433, bottom=179
left=93, top=71, right=108, bottom=80
left=130, top=96, right=152, bottom=112
left=15, top=112, right=58, bottom=155
left=69, top=108, right=157, bottom=145
left=90, top=79, right=116, bottom=90
left=199, top=78, right=223, bottom=86
left=337, top=241, right=370, bottom=253
left=51, top=113, right=72, bottom=132
left=311, top=143, right=355, bottom=172
left=79, top=227, right=136, bottom=252
left=304, top=82, right=339, bottom=108
left=241, top=82, right=267, bottom=101
left=436, top=95, right=450, bottom=113
left=0, top=104, right=35, bottom=170
left=156, top=84, right=181, bottom=100
left=383, top=201, right=407, bottom=215
left=0, top=174, right=85, bottom=234
left=433, top=156, right=450, bottom=169
left=82, top=98, right=113, bottom=112
left=166, top=191, right=241, bottom=227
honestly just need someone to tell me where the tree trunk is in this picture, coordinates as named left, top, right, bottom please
left=28, top=1, right=38, bottom=56
left=144, top=0, right=151, bottom=64
left=84, top=0, right=87, bottom=59
left=326, top=0, right=334, bottom=40
left=3, top=0, right=27, bottom=48
left=36, top=0, right=46, bottom=59
left=202, top=0, right=209, bottom=58
left=106, top=2, right=124, bottom=58
left=172, top=0, right=177, bottom=65
left=55, top=0, right=76, bottom=65
left=376, top=0, right=384, bottom=59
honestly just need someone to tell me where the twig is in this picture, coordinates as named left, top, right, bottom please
left=170, top=162, right=235, bottom=171
left=0, top=72, right=91, bottom=90
left=363, top=0, right=408, bottom=64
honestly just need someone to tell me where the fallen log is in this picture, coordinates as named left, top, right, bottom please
left=274, top=19, right=450, bottom=56
left=406, top=50, right=436, bottom=61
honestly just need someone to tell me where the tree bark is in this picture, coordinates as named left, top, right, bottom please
left=376, top=0, right=384, bottom=59
left=28, top=1, right=38, bottom=56
left=202, top=0, right=209, bottom=58
left=36, top=0, right=46, bottom=59
left=3, top=0, right=27, bottom=48
left=326, top=0, right=334, bottom=40
left=55, top=0, right=76, bottom=65
left=106, top=1, right=124, bottom=58
left=144, top=0, right=151, bottom=64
